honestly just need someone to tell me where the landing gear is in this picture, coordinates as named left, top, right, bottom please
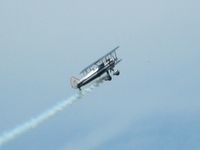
left=113, top=70, right=120, bottom=76
left=105, top=75, right=112, bottom=81
left=105, top=71, right=112, bottom=81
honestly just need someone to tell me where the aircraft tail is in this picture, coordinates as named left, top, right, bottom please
left=70, top=76, right=80, bottom=89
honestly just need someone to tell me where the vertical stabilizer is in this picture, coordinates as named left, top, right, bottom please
left=70, top=77, right=80, bottom=89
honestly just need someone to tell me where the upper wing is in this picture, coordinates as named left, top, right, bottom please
left=80, top=46, right=120, bottom=74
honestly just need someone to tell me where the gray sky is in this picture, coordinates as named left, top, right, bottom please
left=0, top=0, right=200, bottom=149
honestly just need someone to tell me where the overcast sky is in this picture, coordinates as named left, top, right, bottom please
left=0, top=0, right=200, bottom=149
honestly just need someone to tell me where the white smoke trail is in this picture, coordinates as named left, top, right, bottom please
left=0, top=79, right=104, bottom=147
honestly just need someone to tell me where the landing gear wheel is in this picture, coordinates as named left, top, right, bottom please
left=105, top=75, right=112, bottom=81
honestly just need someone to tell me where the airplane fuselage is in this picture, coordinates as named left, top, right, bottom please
left=70, top=46, right=121, bottom=90
left=77, top=60, right=115, bottom=89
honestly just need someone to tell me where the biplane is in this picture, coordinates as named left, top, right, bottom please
left=70, top=46, right=122, bottom=90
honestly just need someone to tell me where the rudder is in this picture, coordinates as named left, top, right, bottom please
left=70, top=76, right=80, bottom=89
